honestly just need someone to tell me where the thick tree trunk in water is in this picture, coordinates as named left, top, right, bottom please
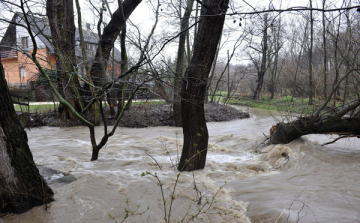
left=0, top=59, right=53, bottom=214
left=178, top=0, right=229, bottom=171
left=269, top=116, right=360, bottom=145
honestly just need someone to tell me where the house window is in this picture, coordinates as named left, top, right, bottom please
left=21, top=37, right=29, bottom=48
left=79, top=65, right=85, bottom=77
left=20, top=67, right=26, bottom=77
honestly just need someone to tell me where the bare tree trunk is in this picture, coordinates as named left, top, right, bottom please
left=90, top=0, right=142, bottom=88
left=212, top=54, right=230, bottom=102
left=226, top=50, right=231, bottom=100
left=253, top=14, right=268, bottom=100
left=333, top=55, right=340, bottom=106
left=207, top=41, right=220, bottom=103
left=269, top=115, right=360, bottom=145
left=270, top=69, right=360, bottom=145
left=46, top=0, right=84, bottom=119
left=0, top=58, right=53, bottom=214
left=103, top=0, right=129, bottom=116
left=269, top=17, right=282, bottom=100
left=330, top=11, right=343, bottom=107
left=308, top=0, right=314, bottom=105
left=342, top=8, right=352, bottom=107
left=74, top=0, right=101, bottom=125
left=178, top=0, right=229, bottom=171
left=107, top=50, right=116, bottom=117
left=322, top=0, right=328, bottom=99
left=117, top=26, right=129, bottom=116
left=173, top=0, right=194, bottom=126
left=289, top=20, right=308, bottom=98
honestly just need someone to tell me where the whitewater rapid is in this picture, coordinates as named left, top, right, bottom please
left=2, top=107, right=360, bottom=223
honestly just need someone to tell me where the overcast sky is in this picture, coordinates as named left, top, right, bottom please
left=1, top=0, right=358, bottom=63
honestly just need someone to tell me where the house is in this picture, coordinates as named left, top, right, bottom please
left=0, top=12, right=120, bottom=89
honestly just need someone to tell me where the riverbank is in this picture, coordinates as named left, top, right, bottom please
left=227, top=95, right=326, bottom=114
left=25, top=102, right=250, bottom=128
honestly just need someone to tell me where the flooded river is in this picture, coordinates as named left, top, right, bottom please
left=2, top=107, right=360, bottom=223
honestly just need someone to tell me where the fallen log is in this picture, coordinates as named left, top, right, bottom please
left=269, top=70, right=360, bottom=145
left=269, top=116, right=360, bottom=144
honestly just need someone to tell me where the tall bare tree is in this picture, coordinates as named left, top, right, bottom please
left=46, top=0, right=84, bottom=119
left=322, top=0, right=328, bottom=99
left=252, top=13, right=268, bottom=100
left=174, top=0, right=194, bottom=127
left=308, top=0, right=314, bottom=105
left=178, top=0, right=229, bottom=171
left=90, top=0, right=142, bottom=88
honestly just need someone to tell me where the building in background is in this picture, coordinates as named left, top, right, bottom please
left=0, top=12, right=120, bottom=89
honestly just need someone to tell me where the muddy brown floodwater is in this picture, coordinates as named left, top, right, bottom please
left=2, top=106, right=360, bottom=223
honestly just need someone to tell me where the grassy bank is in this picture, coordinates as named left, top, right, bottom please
left=227, top=95, right=322, bottom=114
left=14, top=103, right=59, bottom=113
left=14, top=100, right=166, bottom=113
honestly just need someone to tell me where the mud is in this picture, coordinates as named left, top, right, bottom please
left=26, top=103, right=250, bottom=128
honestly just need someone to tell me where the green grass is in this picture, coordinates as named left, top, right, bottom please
left=14, top=103, right=59, bottom=113
left=131, top=100, right=166, bottom=106
left=226, top=95, right=322, bottom=115
left=14, top=100, right=166, bottom=113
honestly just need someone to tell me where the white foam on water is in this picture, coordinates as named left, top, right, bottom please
left=50, top=173, right=64, bottom=180
left=4, top=107, right=360, bottom=223
left=207, top=152, right=258, bottom=164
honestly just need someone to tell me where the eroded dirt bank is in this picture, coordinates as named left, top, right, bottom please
left=27, top=103, right=250, bottom=128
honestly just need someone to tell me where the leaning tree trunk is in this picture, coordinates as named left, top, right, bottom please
left=0, top=59, right=53, bottom=214
left=269, top=116, right=360, bottom=145
left=270, top=67, right=360, bottom=145
left=90, top=0, right=142, bottom=88
left=178, top=0, right=229, bottom=171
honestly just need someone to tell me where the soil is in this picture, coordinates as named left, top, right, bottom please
left=26, top=103, right=250, bottom=128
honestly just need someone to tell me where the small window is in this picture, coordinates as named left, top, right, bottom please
left=20, top=67, right=26, bottom=77
left=21, top=37, right=28, bottom=48
left=79, top=65, right=85, bottom=77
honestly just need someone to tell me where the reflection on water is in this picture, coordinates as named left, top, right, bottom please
left=2, top=106, right=360, bottom=223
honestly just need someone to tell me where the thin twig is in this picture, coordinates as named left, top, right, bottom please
left=321, top=135, right=353, bottom=146
left=145, top=152, right=162, bottom=170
